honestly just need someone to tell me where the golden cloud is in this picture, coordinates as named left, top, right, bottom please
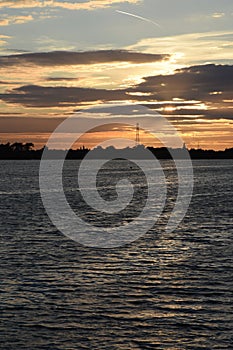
left=0, top=15, right=33, bottom=26
left=0, top=34, right=11, bottom=46
left=0, top=0, right=141, bottom=10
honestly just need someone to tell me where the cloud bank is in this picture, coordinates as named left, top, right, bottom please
left=131, top=64, right=233, bottom=103
left=0, top=50, right=169, bottom=67
left=0, top=64, right=232, bottom=121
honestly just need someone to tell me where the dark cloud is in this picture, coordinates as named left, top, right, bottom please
left=0, top=112, right=23, bottom=115
left=0, top=80, right=21, bottom=85
left=131, top=64, right=233, bottom=103
left=161, top=108, right=233, bottom=119
left=142, top=102, right=199, bottom=109
left=0, top=64, right=232, bottom=122
left=0, top=117, right=64, bottom=133
left=0, top=113, right=231, bottom=136
left=0, top=50, right=169, bottom=67
left=4, top=48, right=30, bottom=53
left=45, top=77, right=80, bottom=81
left=0, top=117, right=139, bottom=134
left=0, top=81, right=12, bottom=84
left=0, top=85, right=130, bottom=107
left=145, top=105, right=233, bottom=119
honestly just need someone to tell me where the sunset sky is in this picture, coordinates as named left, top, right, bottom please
left=0, top=0, right=232, bottom=150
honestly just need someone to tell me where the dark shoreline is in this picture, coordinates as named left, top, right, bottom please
left=0, top=146, right=233, bottom=160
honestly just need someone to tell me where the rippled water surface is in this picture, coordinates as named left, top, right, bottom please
left=0, top=160, right=233, bottom=349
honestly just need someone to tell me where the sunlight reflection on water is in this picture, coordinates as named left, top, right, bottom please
left=0, top=160, right=233, bottom=349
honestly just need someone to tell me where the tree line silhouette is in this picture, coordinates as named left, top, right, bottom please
left=0, top=142, right=233, bottom=159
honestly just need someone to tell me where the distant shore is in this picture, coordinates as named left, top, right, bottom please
left=0, top=142, right=233, bottom=159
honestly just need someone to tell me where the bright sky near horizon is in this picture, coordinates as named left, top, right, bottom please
left=0, top=0, right=232, bottom=149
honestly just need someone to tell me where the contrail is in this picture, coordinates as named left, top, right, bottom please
left=116, top=10, right=161, bottom=28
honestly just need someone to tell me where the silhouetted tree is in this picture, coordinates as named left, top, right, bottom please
left=11, top=142, right=24, bottom=152
left=23, top=143, right=34, bottom=152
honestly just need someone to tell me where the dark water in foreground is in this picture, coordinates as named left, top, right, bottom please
left=0, top=160, right=233, bottom=349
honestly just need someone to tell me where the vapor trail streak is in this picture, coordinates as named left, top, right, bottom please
left=116, top=10, right=161, bottom=28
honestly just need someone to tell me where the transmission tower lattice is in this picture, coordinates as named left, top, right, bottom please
left=135, top=123, right=140, bottom=146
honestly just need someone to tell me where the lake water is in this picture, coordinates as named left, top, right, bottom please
left=0, top=160, right=233, bottom=349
